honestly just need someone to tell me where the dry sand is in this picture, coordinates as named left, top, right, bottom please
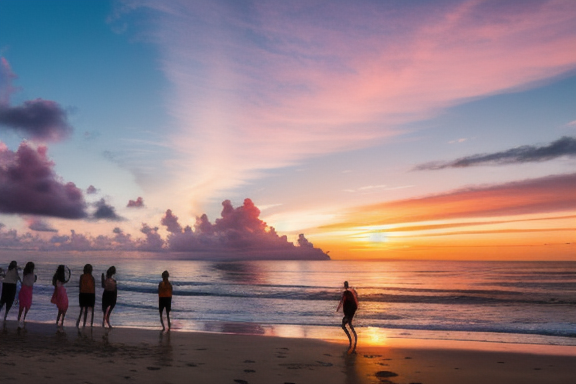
left=0, top=321, right=574, bottom=384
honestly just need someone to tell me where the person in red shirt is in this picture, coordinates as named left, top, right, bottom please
left=336, top=281, right=359, bottom=352
left=158, top=270, right=173, bottom=331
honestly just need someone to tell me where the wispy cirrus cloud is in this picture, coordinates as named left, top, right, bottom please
left=324, top=173, right=576, bottom=229
left=415, top=136, right=576, bottom=170
left=121, top=0, right=576, bottom=208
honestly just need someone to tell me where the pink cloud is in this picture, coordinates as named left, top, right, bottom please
left=86, top=185, right=98, bottom=194
left=27, top=217, right=58, bottom=232
left=0, top=142, right=87, bottom=218
left=128, top=0, right=576, bottom=206
left=160, top=199, right=329, bottom=259
left=127, top=196, right=145, bottom=208
left=0, top=198, right=328, bottom=259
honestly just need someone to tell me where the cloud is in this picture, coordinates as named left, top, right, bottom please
left=0, top=58, right=18, bottom=104
left=93, top=198, right=124, bottom=221
left=127, top=196, right=145, bottom=208
left=0, top=58, right=72, bottom=142
left=27, top=217, right=58, bottom=232
left=0, top=142, right=87, bottom=218
left=160, top=199, right=329, bottom=259
left=326, top=173, right=576, bottom=229
left=122, top=1, right=576, bottom=207
left=86, top=185, right=98, bottom=194
left=138, top=223, right=165, bottom=251
left=415, top=136, right=576, bottom=170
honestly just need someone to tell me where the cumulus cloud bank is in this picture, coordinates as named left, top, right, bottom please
left=0, top=198, right=329, bottom=260
left=415, top=136, right=576, bottom=170
left=0, top=58, right=72, bottom=142
left=0, top=142, right=87, bottom=218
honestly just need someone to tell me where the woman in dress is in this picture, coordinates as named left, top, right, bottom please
left=18, top=262, right=37, bottom=324
left=51, top=265, right=70, bottom=327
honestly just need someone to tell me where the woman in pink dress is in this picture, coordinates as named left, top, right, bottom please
left=51, top=265, right=70, bottom=327
left=18, top=262, right=37, bottom=324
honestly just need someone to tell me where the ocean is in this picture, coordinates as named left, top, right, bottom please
left=1, top=251, right=575, bottom=346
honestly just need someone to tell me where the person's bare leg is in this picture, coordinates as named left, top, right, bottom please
left=76, top=307, right=84, bottom=327
left=349, top=322, right=357, bottom=352
left=61, top=311, right=66, bottom=326
left=23, top=308, right=29, bottom=322
left=83, top=307, right=88, bottom=327
left=102, top=309, right=106, bottom=327
left=341, top=317, right=352, bottom=349
left=160, top=310, right=165, bottom=331
left=105, top=307, right=113, bottom=328
left=90, top=307, right=94, bottom=327
left=167, top=311, right=171, bottom=330
left=18, top=306, right=24, bottom=322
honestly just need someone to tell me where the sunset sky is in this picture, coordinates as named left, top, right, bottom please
left=0, top=0, right=575, bottom=260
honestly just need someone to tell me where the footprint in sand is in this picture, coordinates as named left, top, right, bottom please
left=234, top=380, right=249, bottom=384
left=146, top=366, right=161, bottom=371
left=244, top=369, right=256, bottom=373
left=375, top=371, right=399, bottom=379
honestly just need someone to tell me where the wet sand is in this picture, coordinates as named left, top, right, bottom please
left=0, top=321, right=573, bottom=384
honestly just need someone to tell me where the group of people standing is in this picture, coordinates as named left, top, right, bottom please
left=0, top=261, right=121, bottom=328
left=3, top=260, right=355, bottom=349
left=1, top=261, right=172, bottom=331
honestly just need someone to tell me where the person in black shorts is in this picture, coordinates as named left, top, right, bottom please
left=336, top=281, right=358, bottom=352
left=158, top=271, right=173, bottom=331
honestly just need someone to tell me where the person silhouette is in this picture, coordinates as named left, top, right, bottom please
left=1, top=261, right=21, bottom=321
left=18, top=262, right=37, bottom=325
left=51, top=265, right=70, bottom=327
left=101, top=266, right=117, bottom=328
left=336, top=281, right=358, bottom=352
left=76, top=264, right=96, bottom=328
left=158, top=270, right=173, bottom=331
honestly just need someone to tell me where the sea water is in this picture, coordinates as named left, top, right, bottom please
left=1, top=251, right=574, bottom=346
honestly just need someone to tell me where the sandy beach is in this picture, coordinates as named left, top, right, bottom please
left=0, top=321, right=573, bottom=384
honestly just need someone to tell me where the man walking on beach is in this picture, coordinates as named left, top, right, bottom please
left=337, top=281, right=358, bottom=352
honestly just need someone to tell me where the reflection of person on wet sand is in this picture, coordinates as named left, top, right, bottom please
left=336, top=281, right=358, bottom=352
left=158, top=270, right=172, bottom=331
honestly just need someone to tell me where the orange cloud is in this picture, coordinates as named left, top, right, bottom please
left=313, top=173, right=576, bottom=260
left=328, top=173, right=576, bottom=228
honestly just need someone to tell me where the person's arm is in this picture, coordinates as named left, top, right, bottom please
left=79, top=274, right=83, bottom=289
left=351, top=288, right=358, bottom=307
left=101, top=273, right=105, bottom=288
left=336, top=293, right=344, bottom=312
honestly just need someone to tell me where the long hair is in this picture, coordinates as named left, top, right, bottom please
left=106, top=266, right=116, bottom=278
left=8, top=260, right=17, bottom=270
left=52, top=265, right=67, bottom=286
left=83, top=264, right=93, bottom=274
left=23, top=262, right=35, bottom=276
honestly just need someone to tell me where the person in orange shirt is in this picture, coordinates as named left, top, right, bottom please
left=158, top=270, right=173, bottom=331
left=76, top=264, right=95, bottom=328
